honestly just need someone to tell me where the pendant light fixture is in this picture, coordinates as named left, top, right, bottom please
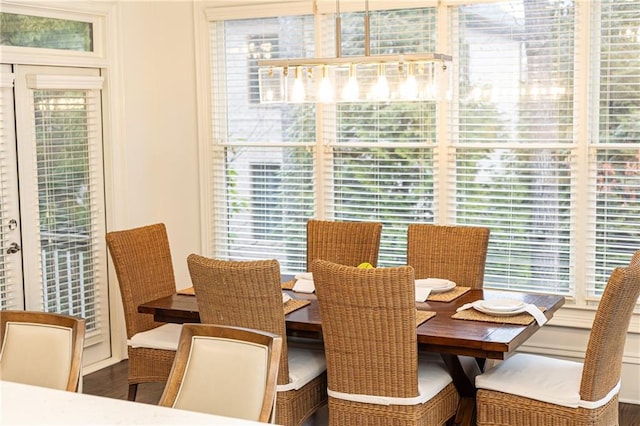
left=258, top=0, right=452, bottom=104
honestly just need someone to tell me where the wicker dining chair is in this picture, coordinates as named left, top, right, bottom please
left=312, top=259, right=459, bottom=426
left=159, top=324, right=282, bottom=423
left=186, top=254, right=327, bottom=426
left=0, top=311, right=85, bottom=392
left=407, top=224, right=490, bottom=289
left=306, top=219, right=382, bottom=270
left=106, top=223, right=182, bottom=401
left=475, top=250, right=640, bottom=426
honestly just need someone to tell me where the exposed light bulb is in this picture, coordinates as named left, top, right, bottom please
left=318, top=66, right=334, bottom=103
left=425, top=63, right=437, bottom=100
left=371, top=64, right=389, bottom=100
left=425, top=82, right=437, bottom=100
left=265, top=89, right=274, bottom=102
left=342, top=64, right=359, bottom=101
left=291, top=67, right=305, bottom=103
left=400, top=66, right=418, bottom=100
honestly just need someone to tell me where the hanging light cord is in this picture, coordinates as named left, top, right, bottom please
left=364, top=0, right=370, bottom=57
left=335, top=0, right=341, bottom=58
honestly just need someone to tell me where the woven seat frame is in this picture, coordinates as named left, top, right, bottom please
left=407, top=224, right=490, bottom=289
left=306, top=219, right=382, bottom=269
left=476, top=390, right=618, bottom=426
left=127, top=346, right=176, bottom=384
left=187, top=255, right=327, bottom=426
left=312, top=260, right=459, bottom=426
left=477, top=250, right=640, bottom=426
left=106, top=223, right=178, bottom=400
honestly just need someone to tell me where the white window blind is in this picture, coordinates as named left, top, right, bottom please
left=206, top=1, right=640, bottom=303
left=321, top=7, right=438, bottom=266
left=453, top=1, right=576, bottom=293
left=32, top=87, right=102, bottom=324
left=588, top=0, right=640, bottom=296
left=14, top=67, right=107, bottom=337
left=209, top=14, right=316, bottom=272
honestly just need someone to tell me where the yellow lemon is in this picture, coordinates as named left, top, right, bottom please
left=357, top=262, right=374, bottom=269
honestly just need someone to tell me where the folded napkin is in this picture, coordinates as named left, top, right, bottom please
left=282, top=292, right=292, bottom=303
left=456, top=301, right=548, bottom=326
left=456, top=302, right=475, bottom=313
left=523, top=304, right=548, bottom=326
left=293, top=278, right=315, bottom=293
left=415, top=287, right=432, bottom=303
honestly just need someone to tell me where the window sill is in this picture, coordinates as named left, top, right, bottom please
left=548, top=303, right=640, bottom=334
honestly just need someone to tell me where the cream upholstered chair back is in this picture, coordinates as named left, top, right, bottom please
left=159, top=324, right=282, bottom=423
left=187, top=254, right=327, bottom=426
left=580, top=250, right=640, bottom=402
left=0, top=311, right=85, bottom=392
left=407, top=224, right=490, bottom=288
left=306, top=219, right=382, bottom=270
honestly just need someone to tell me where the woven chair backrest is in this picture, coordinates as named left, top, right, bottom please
left=312, top=259, right=419, bottom=398
left=306, top=220, right=382, bottom=270
left=407, top=224, right=490, bottom=289
left=580, top=250, right=640, bottom=401
left=106, top=223, right=177, bottom=338
left=186, top=255, right=290, bottom=386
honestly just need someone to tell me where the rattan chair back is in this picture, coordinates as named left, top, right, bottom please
left=186, top=255, right=290, bottom=385
left=187, top=254, right=327, bottom=426
left=476, top=250, right=640, bottom=426
left=312, top=259, right=459, bottom=425
left=306, top=219, right=382, bottom=270
left=407, top=224, right=490, bottom=289
left=580, top=250, right=640, bottom=402
left=106, top=223, right=177, bottom=338
left=313, top=259, right=419, bottom=397
left=106, top=223, right=178, bottom=400
left=0, top=311, right=85, bottom=392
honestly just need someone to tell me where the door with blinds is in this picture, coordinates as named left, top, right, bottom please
left=0, top=64, right=110, bottom=364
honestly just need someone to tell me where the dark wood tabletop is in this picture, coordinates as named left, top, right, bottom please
left=138, top=287, right=564, bottom=360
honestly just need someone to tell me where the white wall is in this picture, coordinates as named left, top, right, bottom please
left=100, top=0, right=201, bottom=370
left=113, top=0, right=201, bottom=287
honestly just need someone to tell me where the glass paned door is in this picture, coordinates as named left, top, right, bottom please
left=4, top=64, right=110, bottom=364
left=0, top=64, right=25, bottom=310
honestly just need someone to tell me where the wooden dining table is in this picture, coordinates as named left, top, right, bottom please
left=138, top=280, right=564, bottom=426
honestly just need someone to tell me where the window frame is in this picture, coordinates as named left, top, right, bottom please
left=0, top=1, right=112, bottom=68
left=196, top=0, right=640, bottom=331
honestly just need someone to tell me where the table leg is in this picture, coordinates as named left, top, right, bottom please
left=440, top=353, right=478, bottom=426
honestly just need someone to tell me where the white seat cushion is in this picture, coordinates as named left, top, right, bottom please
left=327, top=353, right=453, bottom=406
left=475, top=353, right=620, bottom=409
left=128, top=323, right=182, bottom=351
left=276, top=346, right=326, bottom=392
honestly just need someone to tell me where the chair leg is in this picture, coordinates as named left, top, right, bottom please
left=127, top=383, right=138, bottom=401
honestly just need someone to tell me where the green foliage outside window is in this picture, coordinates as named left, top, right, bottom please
left=0, top=12, right=92, bottom=51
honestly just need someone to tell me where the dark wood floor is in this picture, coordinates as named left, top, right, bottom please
left=83, top=360, right=640, bottom=425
